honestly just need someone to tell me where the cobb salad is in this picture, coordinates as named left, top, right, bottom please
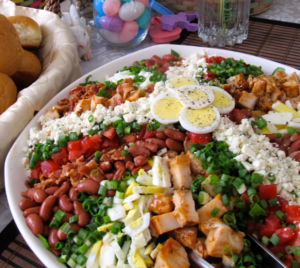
left=18, top=49, right=300, bottom=268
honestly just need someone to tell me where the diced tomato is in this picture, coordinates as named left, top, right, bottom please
left=282, top=254, right=294, bottom=268
left=81, top=135, right=101, bottom=155
left=68, top=140, right=82, bottom=151
left=269, top=245, right=287, bottom=256
left=30, top=161, right=41, bottom=179
left=40, top=160, right=61, bottom=177
left=102, top=137, right=119, bottom=149
left=288, top=228, right=300, bottom=247
left=51, top=147, right=68, bottom=165
left=187, top=132, right=212, bottom=145
left=258, top=185, right=277, bottom=201
left=203, top=70, right=216, bottom=80
left=123, top=133, right=137, bottom=143
left=278, top=196, right=289, bottom=213
left=285, top=205, right=300, bottom=224
left=143, top=128, right=156, bottom=139
left=258, top=212, right=280, bottom=238
left=205, top=56, right=226, bottom=64
left=68, top=150, right=83, bottom=162
left=102, top=125, right=116, bottom=140
left=223, top=111, right=235, bottom=122
left=276, top=227, right=295, bottom=245
left=89, top=134, right=102, bottom=144
left=138, top=124, right=147, bottom=140
left=241, top=191, right=251, bottom=206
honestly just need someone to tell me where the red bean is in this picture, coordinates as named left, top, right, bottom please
left=57, top=223, right=80, bottom=240
left=126, top=161, right=135, bottom=171
left=166, top=138, right=184, bottom=152
left=155, top=132, right=167, bottom=140
left=23, top=206, right=40, bottom=217
left=61, top=212, right=74, bottom=224
left=39, top=196, right=57, bottom=222
left=26, top=214, right=44, bottom=236
left=156, top=67, right=168, bottom=74
left=77, top=180, right=99, bottom=195
left=104, top=173, right=114, bottom=180
left=129, top=145, right=151, bottom=157
left=280, top=134, right=291, bottom=148
left=69, top=186, right=78, bottom=202
left=151, top=55, right=161, bottom=61
left=19, top=199, right=38, bottom=211
left=106, top=189, right=116, bottom=197
left=289, top=151, right=300, bottom=161
left=131, top=165, right=151, bottom=175
left=145, top=138, right=166, bottom=149
left=48, top=228, right=59, bottom=247
left=100, top=161, right=111, bottom=172
left=163, top=128, right=186, bottom=141
left=59, top=194, right=73, bottom=212
left=162, top=54, right=177, bottom=61
left=264, top=134, right=277, bottom=142
left=53, top=181, right=71, bottom=198
left=144, top=59, right=155, bottom=67
left=288, top=140, right=300, bottom=155
left=45, top=186, right=59, bottom=195
left=134, top=156, right=148, bottom=167
left=291, top=133, right=300, bottom=142
left=73, top=201, right=90, bottom=227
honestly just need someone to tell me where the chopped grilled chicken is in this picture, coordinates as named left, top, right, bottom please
left=251, top=77, right=266, bottom=97
left=222, top=255, right=235, bottom=267
left=193, top=237, right=209, bottom=259
left=170, top=153, right=192, bottom=190
left=186, top=151, right=206, bottom=176
left=287, top=96, right=300, bottom=110
left=279, top=90, right=287, bottom=102
left=90, top=95, right=107, bottom=111
left=271, top=87, right=283, bottom=102
left=262, top=76, right=278, bottom=94
left=126, top=89, right=144, bottom=102
left=282, top=79, right=300, bottom=97
left=200, top=218, right=245, bottom=257
left=227, top=73, right=249, bottom=90
left=148, top=194, right=174, bottom=215
left=172, top=226, right=198, bottom=249
left=173, top=190, right=199, bottom=226
left=197, top=193, right=229, bottom=225
left=273, top=71, right=287, bottom=81
left=221, top=84, right=235, bottom=95
left=44, top=108, right=60, bottom=120
left=74, top=99, right=91, bottom=115
left=237, top=91, right=258, bottom=110
left=288, top=72, right=300, bottom=84
left=247, top=74, right=255, bottom=90
left=154, top=238, right=190, bottom=268
left=151, top=212, right=181, bottom=235
left=256, top=95, right=273, bottom=112
left=161, top=150, right=178, bottom=159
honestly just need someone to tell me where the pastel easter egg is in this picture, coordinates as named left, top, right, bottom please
left=119, top=21, right=139, bottom=42
left=132, top=28, right=146, bottom=41
left=95, top=14, right=104, bottom=29
left=135, top=0, right=149, bottom=7
left=119, top=1, right=144, bottom=21
left=100, top=16, right=123, bottom=32
left=100, top=29, right=122, bottom=43
left=135, top=8, right=150, bottom=29
left=121, top=0, right=132, bottom=4
left=94, top=0, right=105, bottom=15
left=103, top=0, right=121, bottom=16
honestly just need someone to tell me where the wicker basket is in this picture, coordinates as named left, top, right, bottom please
left=10, top=0, right=61, bottom=16
left=156, top=0, right=273, bottom=15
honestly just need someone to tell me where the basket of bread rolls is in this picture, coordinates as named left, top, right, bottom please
left=0, top=0, right=81, bottom=189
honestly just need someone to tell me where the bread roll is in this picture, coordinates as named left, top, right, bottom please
left=7, top=16, right=42, bottom=49
left=11, top=50, right=42, bottom=87
left=0, top=73, right=17, bottom=115
left=0, top=15, right=24, bottom=76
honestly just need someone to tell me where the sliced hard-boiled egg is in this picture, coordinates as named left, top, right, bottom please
left=272, top=101, right=299, bottom=118
left=165, top=76, right=199, bottom=94
left=262, top=112, right=293, bottom=125
left=210, top=86, right=235, bottom=114
left=150, top=92, right=182, bottom=124
left=179, top=105, right=220, bottom=134
left=177, top=85, right=214, bottom=109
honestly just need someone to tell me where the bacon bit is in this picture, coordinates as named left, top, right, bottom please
left=78, top=160, right=98, bottom=178
left=100, top=149, right=125, bottom=162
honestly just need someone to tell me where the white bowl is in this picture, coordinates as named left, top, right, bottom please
left=5, top=44, right=299, bottom=267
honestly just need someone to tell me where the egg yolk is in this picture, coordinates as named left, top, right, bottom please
left=187, top=88, right=208, bottom=101
left=169, top=77, right=197, bottom=88
left=186, top=106, right=216, bottom=127
left=211, top=90, right=232, bottom=107
left=153, top=97, right=182, bottom=119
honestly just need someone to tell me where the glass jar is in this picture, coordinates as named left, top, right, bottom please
left=198, top=0, right=250, bottom=47
left=93, top=0, right=151, bottom=48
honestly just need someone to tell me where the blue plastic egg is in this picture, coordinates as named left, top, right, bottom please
left=94, top=0, right=105, bottom=16
left=132, top=28, right=145, bottom=41
left=135, top=8, right=150, bottom=29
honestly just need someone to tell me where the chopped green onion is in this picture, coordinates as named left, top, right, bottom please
left=270, top=233, right=280, bottom=246
left=268, top=198, right=278, bottom=207
left=54, top=209, right=66, bottom=223
left=108, top=180, right=119, bottom=190
left=287, top=127, right=296, bottom=136
left=292, top=190, right=299, bottom=198
left=78, top=228, right=89, bottom=240
left=262, top=236, right=269, bottom=246
left=69, top=132, right=78, bottom=141
left=86, top=222, right=98, bottom=232
left=206, top=175, right=219, bottom=184
left=234, top=198, right=246, bottom=208
left=212, top=184, right=222, bottom=194
left=77, top=192, right=88, bottom=202
left=57, top=254, right=69, bottom=263
left=252, top=115, right=267, bottom=130
left=210, top=207, right=219, bottom=217
left=108, top=197, right=114, bottom=208
left=268, top=172, right=276, bottom=183
left=60, top=222, right=71, bottom=234
left=196, top=174, right=205, bottom=182
left=275, top=210, right=286, bottom=220
left=76, top=254, right=88, bottom=266
left=122, top=171, right=131, bottom=181
left=67, top=229, right=77, bottom=239
left=251, top=173, right=264, bottom=185
left=115, top=191, right=124, bottom=199
left=272, top=67, right=285, bottom=75
left=249, top=194, right=259, bottom=204
left=54, top=241, right=65, bottom=250
left=247, top=188, right=257, bottom=196
left=67, top=256, right=77, bottom=268
left=58, top=135, right=69, bottom=147
left=223, top=212, right=236, bottom=226
left=38, top=234, right=50, bottom=250
left=62, top=243, right=71, bottom=255
left=259, top=199, right=268, bottom=209
left=276, top=252, right=284, bottom=261
left=98, top=185, right=107, bottom=196
left=221, top=194, right=230, bottom=207
left=49, top=219, right=60, bottom=229
left=118, top=181, right=127, bottom=192
left=249, top=203, right=268, bottom=218
left=273, top=133, right=282, bottom=139
left=88, top=115, right=94, bottom=122
left=122, top=150, right=129, bottom=156
left=291, top=260, right=299, bottom=268
left=95, top=151, right=102, bottom=158
left=289, top=224, right=297, bottom=231
left=103, top=216, right=110, bottom=223
left=171, top=49, right=180, bottom=59
left=111, top=222, right=122, bottom=235
left=190, top=179, right=201, bottom=193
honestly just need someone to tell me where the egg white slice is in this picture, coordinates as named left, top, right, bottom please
left=165, top=76, right=199, bottom=94
left=177, top=85, right=214, bottom=109
left=179, top=105, right=220, bottom=134
left=150, top=92, right=182, bottom=124
left=209, top=86, right=235, bottom=114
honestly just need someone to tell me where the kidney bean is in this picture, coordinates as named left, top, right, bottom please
left=278, top=145, right=287, bottom=156
left=114, top=161, right=125, bottom=170
left=129, top=145, right=151, bottom=157
left=234, top=112, right=248, bottom=124
left=19, top=199, right=38, bottom=211
left=240, top=109, right=252, bottom=118
left=100, top=161, right=111, bottom=172
left=45, top=186, right=59, bottom=195
left=166, top=138, right=184, bottom=152
left=145, top=138, right=166, bottom=149
left=53, top=181, right=71, bottom=199
left=33, top=189, right=48, bottom=204
left=136, top=140, right=144, bottom=147
left=155, top=60, right=168, bottom=67
left=52, top=206, right=59, bottom=214
left=143, top=142, right=158, bottom=153
left=155, top=132, right=167, bottom=140
left=274, top=139, right=281, bottom=146
left=291, top=133, right=300, bottom=142
left=57, top=223, right=80, bottom=240
left=77, top=180, right=99, bottom=195
left=42, top=224, right=50, bottom=237
left=289, top=151, right=300, bottom=161
left=69, top=186, right=78, bottom=202
left=123, top=133, right=137, bottom=143
left=151, top=55, right=161, bottom=61
left=39, top=196, right=57, bottom=222
left=104, top=173, right=114, bottom=180
left=23, top=206, right=40, bottom=217
left=106, top=189, right=116, bottom=197
left=61, top=212, right=74, bottom=224
left=26, top=214, right=44, bottom=236
left=162, top=62, right=171, bottom=68
left=124, top=154, right=133, bottom=163
left=134, top=156, right=148, bottom=167
left=264, top=134, right=277, bottom=142
left=59, top=194, right=73, bottom=213
left=74, top=201, right=90, bottom=227
left=126, top=161, right=135, bottom=171
left=162, top=54, right=177, bottom=61
left=48, top=228, right=59, bottom=247
left=144, top=59, right=155, bottom=67
left=163, top=128, right=186, bottom=141
left=113, top=167, right=126, bottom=181
left=156, top=67, right=168, bottom=74
left=131, top=165, right=151, bottom=175
left=281, top=134, right=292, bottom=148
left=288, top=140, right=300, bottom=155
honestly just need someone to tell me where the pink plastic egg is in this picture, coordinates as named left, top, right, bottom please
left=119, top=21, right=139, bottom=42
left=103, top=0, right=121, bottom=16
left=136, top=0, right=149, bottom=7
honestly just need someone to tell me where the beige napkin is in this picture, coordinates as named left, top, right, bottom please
left=0, top=0, right=82, bottom=189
